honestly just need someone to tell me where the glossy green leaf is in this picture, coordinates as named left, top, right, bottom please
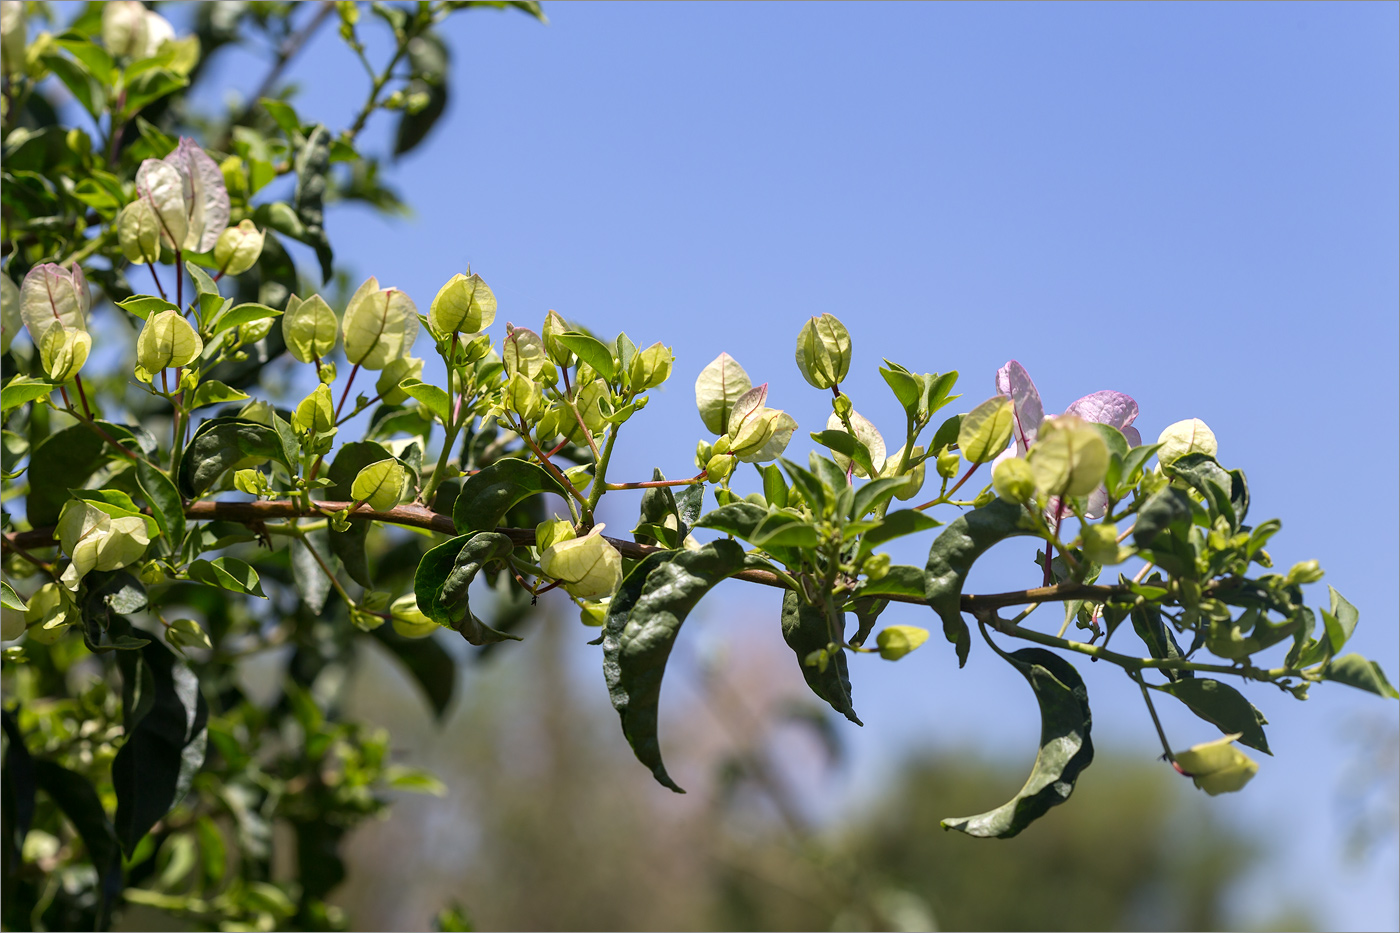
left=858, top=508, right=940, bottom=559
left=452, top=458, right=570, bottom=534
left=694, top=501, right=767, bottom=541
left=853, top=564, right=926, bottom=601
left=1131, top=604, right=1191, bottom=679
left=178, top=418, right=289, bottom=498
left=326, top=441, right=394, bottom=587
left=188, top=379, right=249, bottom=410
left=879, top=362, right=923, bottom=415
left=924, top=499, right=1039, bottom=666
left=210, top=302, right=281, bottom=336
left=135, top=458, right=186, bottom=555
left=400, top=379, right=452, bottom=424
left=554, top=332, right=617, bottom=381
left=942, top=647, right=1094, bottom=838
left=1323, top=586, right=1358, bottom=655
left=289, top=529, right=334, bottom=616
left=1163, top=452, right=1236, bottom=530
left=781, top=591, right=861, bottom=725
left=1156, top=679, right=1270, bottom=754
left=603, top=541, right=747, bottom=792
left=413, top=532, right=519, bottom=645
left=187, top=557, right=265, bottom=597
left=810, top=429, right=875, bottom=478
left=1, top=375, right=55, bottom=412
left=1, top=581, right=26, bottom=611
left=113, top=638, right=209, bottom=854
left=1323, top=654, right=1399, bottom=699
left=292, top=124, right=334, bottom=283
left=27, top=421, right=148, bottom=526
left=778, top=456, right=828, bottom=516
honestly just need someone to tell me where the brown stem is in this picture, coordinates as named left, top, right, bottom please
left=604, top=472, right=705, bottom=491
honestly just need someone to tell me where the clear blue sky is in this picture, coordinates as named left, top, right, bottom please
left=196, top=2, right=1397, bottom=928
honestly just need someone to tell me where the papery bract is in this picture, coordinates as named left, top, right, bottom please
left=137, top=310, right=203, bottom=372
left=0, top=273, right=19, bottom=354
left=39, top=323, right=91, bottom=383
left=136, top=138, right=230, bottom=253
left=539, top=524, right=622, bottom=599
left=342, top=277, right=419, bottom=369
left=282, top=294, right=339, bottom=364
left=795, top=313, right=852, bottom=390
left=118, top=199, right=162, bottom=264
left=825, top=410, right=887, bottom=477
left=429, top=272, right=496, bottom=335
left=1027, top=415, right=1110, bottom=499
left=19, top=262, right=89, bottom=340
left=695, top=352, right=752, bottom=436
left=1173, top=734, right=1258, bottom=796
left=376, top=356, right=425, bottom=406
left=214, top=220, right=265, bottom=276
left=1157, top=418, right=1218, bottom=465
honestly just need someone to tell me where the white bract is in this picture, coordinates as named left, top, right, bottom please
left=1157, top=418, right=1218, bottom=465
left=19, top=262, right=89, bottom=341
left=136, top=138, right=230, bottom=253
left=56, top=500, right=152, bottom=590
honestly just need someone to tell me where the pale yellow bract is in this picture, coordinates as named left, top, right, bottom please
left=1173, top=733, right=1259, bottom=796
left=282, top=294, right=339, bottom=364
left=539, top=524, right=622, bottom=600
left=1028, top=415, right=1110, bottom=498
left=137, top=309, right=203, bottom=372
left=342, top=276, right=419, bottom=369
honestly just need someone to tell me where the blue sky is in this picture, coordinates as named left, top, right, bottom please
left=189, top=2, right=1399, bottom=928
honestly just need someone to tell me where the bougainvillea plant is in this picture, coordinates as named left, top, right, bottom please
left=0, top=2, right=1394, bottom=930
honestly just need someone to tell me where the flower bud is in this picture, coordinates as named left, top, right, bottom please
left=342, top=277, right=419, bottom=369
left=137, top=309, right=203, bottom=372
left=39, top=323, right=91, bottom=383
left=213, top=219, right=264, bottom=276
left=542, top=310, right=574, bottom=366
left=1172, top=734, right=1258, bottom=796
left=695, top=439, right=714, bottom=469
left=936, top=448, right=961, bottom=479
left=864, top=552, right=891, bottom=581
left=429, top=272, right=496, bottom=335
left=390, top=593, right=438, bottom=638
left=293, top=383, right=334, bottom=435
left=352, top=458, right=409, bottom=512
left=1027, top=415, right=1109, bottom=498
left=1081, top=523, right=1125, bottom=565
left=832, top=391, right=853, bottom=418
left=1285, top=560, right=1325, bottom=586
left=539, top=524, right=623, bottom=600
left=705, top=453, right=735, bottom=484
left=628, top=342, right=674, bottom=391
left=118, top=199, right=162, bottom=264
left=992, top=457, right=1037, bottom=505
left=375, top=355, right=423, bottom=405
left=875, top=624, right=930, bottom=661
left=535, top=518, right=576, bottom=552
left=20, top=262, right=89, bottom=340
left=233, top=468, right=270, bottom=497
left=1157, top=418, right=1218, bottom=466
left=795, top=313, right=852, bottom=390
left=711, top=435, right=732, bottom=457
left=578, top=598, right=609, bottom=627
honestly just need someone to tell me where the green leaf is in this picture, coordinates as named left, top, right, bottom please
left=1156, top=679, right=1271, bottom=754
left=113, top=637, right=209, bottom=854
left=1322, top=655, right=1399, bottom=699
left=879, top=362, right=923, bottom=416
left=1323, top=586, right=1359, bottom=655
left=27, top=421, right=148, bottom=526
left=368, top=623, right=457, bottom=719
left=553, top=332, right=617, bottom=381
left=414, top=532, right=520, bottom=645
left=187, top=557, right=265, bottom=597
left=121, top=67, right=188, bottom=118
left=781, top=591, right=861, bottom=725
left=259, top=97, right=304, bottom=140
left=210, top=302, right=281, bottom=335
left=1, top=375, right=55, bottom=413
left=290, top=528, right=335, bottom=616
left=1091, top=423, right=1130, bottom=460
left=779, top=457, right=828, bottom=516
left=452, top=458, right=569, bottom=534
left=1, top=581, right=27, bottom=611
left=135, top=459, right=186, bottom=556
left=117, top=295, right=181, bottom=322
left=33, top=759, right=123, bottom=928
left=1131, top=604, right=1192, bottom=680
left=1163, top=452, right=1236, bottom=530
left=400, top=379, right=452, bottom=424
left=810, top=429, right=875, bottom=478
left=930, top=412, right=962, bottom=453
left=351, top=458, right=407, bottom=511
left=924, top=500, right=1039, bottom=666
left=941, top=647, right=1094, bottom=838
left=385, top=765, right=448, bottom=796
left=55, top=37, right=114, bottom=84
left=858, top=508, right=940, bottom=559
left=177, top=418, right=289, bottom=498
left=749, top=513, right=819, bottom=549
left=42, top=52, right=104, bottom=117
left=759, top=463, right=789, bottom=510
left=188, top=380, right=249, bottom=410
left=850, top=476, right=914, bottom=521
left=633, top=468, right=681, bottom=547
left=924, top=371, right=960, bottom=417
left=292, top=125, right=334, bottom=283
left=694, top=501, right=767, bottom=541
left=853, top=564, right=926, bottom=601
left=326, top=441, right=394, bottom=587
left=603, top=541, right=747, bottom=792
left=394, top=77, right=449, bottom=158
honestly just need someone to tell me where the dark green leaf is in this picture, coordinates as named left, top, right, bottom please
left=41, top=52, right=104, bottom=117
left=187, top=557, right=265, bottom=597
left=941, top=647, right=1093, bottom=838
left=1322, top=655, right=1399, bottom=699
left=33, top=759, right=122, bottom=928
left=1323, top=586, right=1358, bottom=655
left=113, top=638, right=209, bottom=854
left=759, top=463, right=788, bottom=510
left=289, top=531, right=333, bottom=615
left=781, top=592, right=861, bottom=726
left=779, top=456, right=828, bottom=516
left=121, top=67, right=187, bottom=117
left=930, top=412, right=962, bottom=452
left=135, top=459, right=185, bottom=556
left=1163, top=453, right=1236, bottom=530
left=326, top=441, right=394, bottom=586
left=394, top=79, right=448, bottom=156
left=292, top=125, right=334, bottom=283
left=853, top=565, right=926, bottom=601
left=177, top=418, right=289, bottom=498
left=858, top=508, right=940, bottom=559
left=694, top=501, right=767, bottom=541
left=924, top=500, right=1039, bottom=666
left=811, top=429, right=875, bottom=478
left=1156, top=679, right=1271, bottom=754
left=849, top=596, right=888, bottom=647
left=452, top=457, right=570, bottom=534
left=850, top=476, right=914, bottom=521
left=414, top=533, right=520, bottom=645
left=603, top=541, right=747, bottom=792
left=25, top=422, right=113, bottom=526
left=1131, top=604, right=1192, bottom=680
left=633, top=468, right=680, bottom=547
